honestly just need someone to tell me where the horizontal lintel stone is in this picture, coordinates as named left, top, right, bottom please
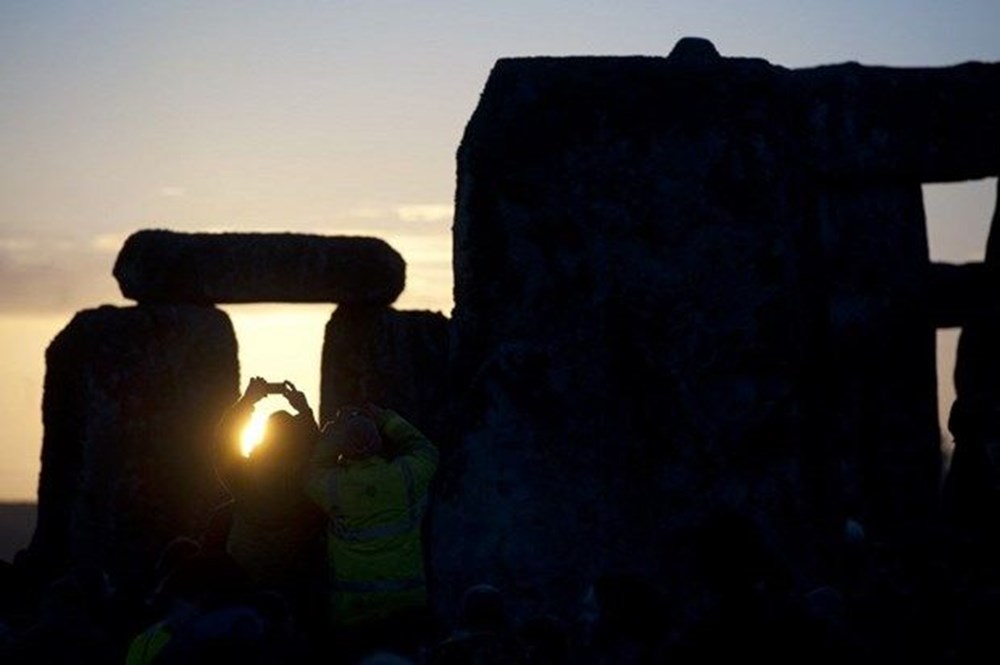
left=113, top=229, right=406, bottom=305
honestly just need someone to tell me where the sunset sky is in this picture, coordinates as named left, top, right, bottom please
left=1, top=1, right=999, bottom=501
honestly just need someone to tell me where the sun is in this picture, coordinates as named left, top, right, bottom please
left=240, top=409, right=271, bottom=458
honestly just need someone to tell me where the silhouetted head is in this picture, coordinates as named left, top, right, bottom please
left=520, top=614, right=570, bottom=664
left=154, top=537, right=202, bottom=580
left=357, top=652, right=415, bottom=665
left=250, top=410, right=315, bottom=471
left=587, top=572, right=663, bottom=642
left=322, top=406, right=382, bottom=460
left=949, top=394, right=1000, bottom=442
left=457, top=583, right=508, bottom=633
left=694, top=509, right=786, bottom=596
left=158, top=552, right=252, bottom=608
left=41, top=565, right=112, bottom=615
left=149, top=537, right=202, bottom=604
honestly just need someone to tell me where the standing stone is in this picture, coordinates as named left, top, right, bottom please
left=928, top=262, right=988, bottom=329
left=817, top=183, right=939, bottom=552
left=944, top=179, right=1000, bottom=579
left=29, top=305, right=238, bottom=594
left=114, top=229, right=406, bottom=305
left=433, top=39, right=975, bottom=626
left=320, top=305, right=450, bottom=445
left=442, top=47, right=825, bottom=625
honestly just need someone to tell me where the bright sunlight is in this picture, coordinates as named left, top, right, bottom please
left=240, top=409, right=271, bottom=457
left=223, top=305, right=329, bottom=458
left=237, top=394, right=314, bottom=458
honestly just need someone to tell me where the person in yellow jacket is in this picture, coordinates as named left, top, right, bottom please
left=305, top=403, right=438, bottom=661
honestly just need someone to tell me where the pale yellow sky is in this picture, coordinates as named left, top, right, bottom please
left=0, top=276, right=454, bottom=502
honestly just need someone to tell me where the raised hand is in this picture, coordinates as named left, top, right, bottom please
left=283, top=381, right=312, bottom=414
left=242, top=376, right=270, bottom=404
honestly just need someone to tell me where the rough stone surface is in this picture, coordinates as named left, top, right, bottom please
left=320, top=305, right=451, bottom=445
left=114, top=229, right=406, bottom=305
left=793, top=63, right=1000, bottom=182
left=29, top=305, right=238, bottom=594
left=817, top=184, right=940, bottom=547
left=430, top=43, right=990, bottom=625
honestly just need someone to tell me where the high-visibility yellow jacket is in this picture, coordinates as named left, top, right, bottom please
left=125, top=620, right=172, bottom=665
left=305, top=410, right=438, bottom=626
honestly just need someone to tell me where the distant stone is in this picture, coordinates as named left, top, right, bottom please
left=320, top=305, right=451, bottom=446
left=113, top=230, right=406, bottom=305
left=29, top=305, right=238, bottom=593
left=951, top=182, right=1000, bottom=416
left=667, top=36, right=720, bottom=66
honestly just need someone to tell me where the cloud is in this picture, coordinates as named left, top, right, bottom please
left=0, top=224, right=455, bottom=316
left=312, top=224, right=454, bottom=312
left=395, top=204, right=453, bottom=223
left=0, top=234, right=126, bottom=314
left=347, top=206, right=389, bottom=221
left=90, top=233, right=130, bottom=253
left=346, top=204, right=454, bottom=225
left=0, top=239, right=38, bottom=252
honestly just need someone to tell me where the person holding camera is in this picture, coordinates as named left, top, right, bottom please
left=210, top=376, right=327, bottom=648
left=305, top=403, right=439, bottom=662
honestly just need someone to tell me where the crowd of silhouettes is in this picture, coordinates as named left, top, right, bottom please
left=0, top=548, right=579, bottom=663
left=0, top=529, right=906, bottom=664
left=3, top=376, right=1000, bottom=663
left=1, top=511, right=999, bottom=663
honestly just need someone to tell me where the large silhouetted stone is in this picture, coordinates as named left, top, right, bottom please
left=796, top=63, right=1000, bottom=182
left=29, top=305, right=238, bottom=593
left=928, top=262, right=990, bottom=329
left=113, top=230, right=406, bottom=305
left=944, top=180, right=1000, bottom=576
left=430, top=37, right=993, bottom=627
left=816, top=184, right=940, bottom=547
left=320, top=305, right=450, bottom=445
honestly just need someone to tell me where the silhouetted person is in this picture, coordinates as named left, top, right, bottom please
left=669, top=509, right=847, bottom=665
left=163, top=590, right=313, bottom=665
left=357, top=651, right=416, bottom=665
left=214, top=377, right=326, bottom=643
left=126, top=550, right=253, bottom=664
left=577, top=572, right=666, bottom=664
left=518, top=613, right=569, bottom=665
left=943, top=394, right=1000, bottom=585
left=305, top=403, right=438, bottom=663
left=14, top=564, right=117, bottom=664
left=430, top=583, right=527, bottom=665
left=130, top=550, right=307, bottom=664
left=141, top=537, right=202, bottom=621
left=0, top=554, right=44, bottom=647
